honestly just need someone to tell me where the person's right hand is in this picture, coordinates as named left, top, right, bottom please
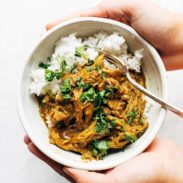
left=25, top=136, right=183, bottom=183
left=46, top=0, right=183, bottom=70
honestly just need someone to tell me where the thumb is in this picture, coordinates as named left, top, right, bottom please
left=63, top=167, right=108, bottom=183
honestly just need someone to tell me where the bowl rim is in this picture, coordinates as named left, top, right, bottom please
left=17, top=17, right=168, bottom=170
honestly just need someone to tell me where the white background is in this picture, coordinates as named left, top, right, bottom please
left=0, top=0, right=183, bottom=182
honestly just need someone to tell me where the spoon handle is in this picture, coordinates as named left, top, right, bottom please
left=126, top=72, right=183, bottom=118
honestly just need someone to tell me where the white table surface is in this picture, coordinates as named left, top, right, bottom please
left=0, top=0, right=183, bottom=182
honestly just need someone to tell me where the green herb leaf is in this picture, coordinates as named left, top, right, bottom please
left=62, top=94, right=72, bottom=100
left=104, top=87, right=117, bottom=97
left=127, top=109, right=138, bottom=125
left=39, top=62, right=50, bottom=69
left=139, top=118, right=144, bottom=125
left=93, top=148, right=98, bottom=157
left=60, top=79, right=72, bottom=100
left=94, top=90, right=108, bottom=108
left=76, top=77, right=90, bottom=90
left=59, top=57, right=67, bottom=72
left=76, top=77, right=83, bottom=88
left=80, top=87, right=96, bottom=102
left=95, top=64, right=101, bottom=72
left=95, top=120, right=110, bottom=134
left=95, top=64, right=106, bottom=78
left=57, top=56, right=65, bottom=65
left=95, top=109, right=115, bottom=134
left=60, top=79, right=71, bottom=94
left=75, top=45, right=86, bottom=57
left=87, top=59, right=94, bottom=66
left=92, top=140, right=109, bottom=155
left=124, top=133, right=137, bottom=143
left=87, top=66, right=92, bottom=72
left=110, top=119, right=116, bottom=128
left=45, top=69, right=55, bottom=82
left=55, top=57, right=67, bottom=79
left=101, top=72, right=106, bottom=79
left=61, top=60, right=66, bottom=70
left=54, top=70, right=62, bottom=79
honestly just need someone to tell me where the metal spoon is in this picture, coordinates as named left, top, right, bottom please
left=89, top=47, right=183, bottom=118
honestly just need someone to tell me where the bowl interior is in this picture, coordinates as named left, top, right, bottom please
left=18, top=18, right=167, bottom=170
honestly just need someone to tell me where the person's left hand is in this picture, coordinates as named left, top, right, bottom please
left=24, top=135, right=74, bottom=182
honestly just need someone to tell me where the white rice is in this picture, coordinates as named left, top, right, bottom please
left=29, top=32, right=144, bottom=96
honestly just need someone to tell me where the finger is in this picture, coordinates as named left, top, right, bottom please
left=27, top=142, right=72, bottom=181
left=161, top=52, right=183, bottom=71
left=46, top=0, right=137, bottom=30
left=24, top=135, right=31, bottom=144
left=46, top=6, right=106, bottom=30
left=145, top=137, right=172, bottom=152
left=109, top=151, right=166, bottom=183
left=145, top=137, right=183, bottom=155
left=63, top=167, right=108, bottom=183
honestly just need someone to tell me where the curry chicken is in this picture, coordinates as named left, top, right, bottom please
left=38, top=54, right=148, bottom=160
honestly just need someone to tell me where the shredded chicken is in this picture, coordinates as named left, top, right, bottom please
left=38, top=54, right=148, bottom=160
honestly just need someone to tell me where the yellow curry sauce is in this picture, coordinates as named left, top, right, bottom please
left=38, top=54, right=148, bottom=160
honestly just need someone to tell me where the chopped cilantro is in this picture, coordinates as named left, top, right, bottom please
left=57, top=56, right=65, bottom=65
left=39, top=62, right=50, bottom=69
left=55, top=57, right=67, bottom=79
left=94, top=90, right=108, bottom=108
left=110, top=119, right=117, bottom=128
left=76, top=77, right=83, bottom=88
left=44, top=57, right=67, bottom=81
left=127, top=109, right=138, bottom=125
left=94, top=88, right=117, bottom=108
left=93, top=147, right=98, bottom=157
left=139, top=118, right=144, bottom=125
left=95, top=64, right=101, bottom=72
left=92, top=140, right=109, bottom=156
left=87, top=59, right=94, bottom=66
left=76, top=77, right=90, bottom=90
left=87, top=66, right=92, bottom=72
left=75, top=45, right=86, bottom=57
left=62, top=94, right=72, bottom=100
left=61, top=59, right=67, bottom=71
left=59, top=57, right=67, bottom=72
left=80, top=87, right=109, bottom=107
left=45, top=69, right=55, bottom=82
left=80, top=87, right=96, bottom=102
left=104, top=87, right=117, bottom=97
left=101, top=72, right=106, bottom=79
left=95, top=64, right=106, bottom=78
left=60, top=79, right=71, bottom=97
left=54, top=70, right=62, bottom=79
left=124, top=133, right=137, bottom=143
left=95, top=109, right=116, bottom=134
left=95, top=119, right=110, bottom=134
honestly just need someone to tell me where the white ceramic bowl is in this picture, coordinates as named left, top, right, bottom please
left=17, top=17, right=168, bottom=170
